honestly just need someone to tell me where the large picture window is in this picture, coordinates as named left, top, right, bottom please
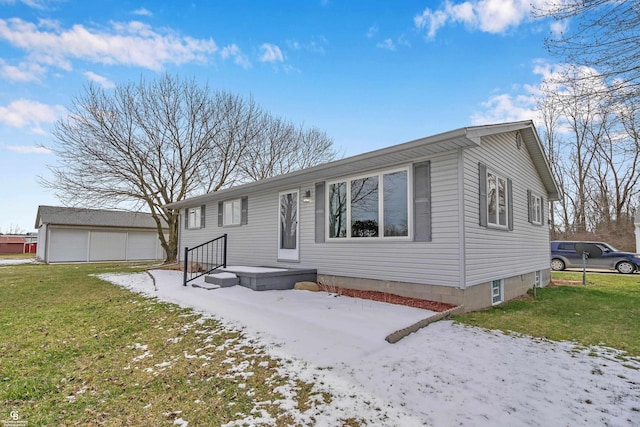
left=327, top=168, right=409, bottom=239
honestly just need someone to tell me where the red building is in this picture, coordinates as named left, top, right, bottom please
left=0, top=234, right=37, bottom=254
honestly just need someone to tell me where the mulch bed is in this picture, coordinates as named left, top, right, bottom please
left=317, top=282, right=457, bottom=312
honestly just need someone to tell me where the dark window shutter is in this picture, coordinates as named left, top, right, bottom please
left=241, top=197, right=248, bottom=225
left=315, top=182, right=325, bottom=243
left=218, top=202, right=223, bottom=227
left=478, top=163, right=487, bottom=227
left=414, top=161, right=431, bottom=242
left=527, top=190, right=532, bottom=223
left=507, top=178, right=513, bottom=231
left=200, top=205, right=205, bottom=228
left=184, top=209, right=188, bottom=229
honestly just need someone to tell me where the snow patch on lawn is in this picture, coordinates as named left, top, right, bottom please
left=101, top=270, right=640, bottom=426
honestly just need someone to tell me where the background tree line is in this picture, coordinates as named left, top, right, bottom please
left=536, top=0, right=640, bottom=250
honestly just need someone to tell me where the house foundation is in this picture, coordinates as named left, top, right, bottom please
left=318, top=269, right=551, bottom=312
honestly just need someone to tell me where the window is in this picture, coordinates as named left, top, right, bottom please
left=491, top=279, right=504, bottom=305
left=479, top=163, right=512, bottom=230
left=223, top=199, right=241, bottom=226
left=528, top=191, right=543, bottom=225
left=327, top=168, right=409, bottom=240
left=487, top=171, right=508, bottom=228
left=217, top=197, right=248, bottom=227
left=187, top=206, right=204, bottom=229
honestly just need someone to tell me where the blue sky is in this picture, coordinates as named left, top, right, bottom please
left=0, top=0, right=565, bottom=232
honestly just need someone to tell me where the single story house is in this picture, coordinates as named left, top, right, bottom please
left=167, top=121, right=559, bottom=312
left=35, top=206, right=167, bottom=263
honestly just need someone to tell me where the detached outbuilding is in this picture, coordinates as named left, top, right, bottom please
left=168, top=121, right=559, bottom=312
left=35, top=206, right=167, bottom=263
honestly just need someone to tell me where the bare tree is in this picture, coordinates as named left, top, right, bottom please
left=43, top=74, right=336, bottom=262
left=535, top=0, right=640, bottom=101
left=239, top=118, right=335, bottom=182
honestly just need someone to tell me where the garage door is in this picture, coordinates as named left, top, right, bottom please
left=127, top=232, right=159, bottom=260
left=49, top=229, right=88, bottom=262
left=89, top=231, right=127, bottom=261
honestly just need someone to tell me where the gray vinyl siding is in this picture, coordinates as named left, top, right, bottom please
left=178, top=152, right=462, bottom=287
left=306, top=152, right=461, bottom=286
left=463, top=131, right=550, bottom=286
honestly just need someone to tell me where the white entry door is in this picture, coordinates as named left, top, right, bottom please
left=278, top=189, right=299, bottom=261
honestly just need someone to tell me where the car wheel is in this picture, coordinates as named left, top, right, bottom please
left=551, top=258, right=565, bottom=271
left=616, top=261, right=635, bottom=274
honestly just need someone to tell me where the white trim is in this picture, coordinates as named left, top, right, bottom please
left=223, top=199, right=241, bottom=226
left=277, top=189, right=300, bottom=262
left=530, top=192, right=543, bottom=225
left=187, top=206, right=202, bottom=229
left=486, top=169, right=509, bottom=229
left=491, top=279, right=504, bottom=305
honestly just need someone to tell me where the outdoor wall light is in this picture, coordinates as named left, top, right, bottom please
left=302, top=190, right=312, bottom=203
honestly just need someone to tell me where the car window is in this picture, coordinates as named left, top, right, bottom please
left=557, top=243, right=576, bottom=251
left=596, top=243, right=619, bottom=252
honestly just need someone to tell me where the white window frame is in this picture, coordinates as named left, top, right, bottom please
left=223, top=198, right=242, bottom=226
left=530, top=193, right=543, bottom=225
left=491, top=279, right=504, bottom=305
left=326, top=166, right=412, bottom=241
left=187, top=206, right=201, bottom=229
left=486, top=170, right=508, bottom=229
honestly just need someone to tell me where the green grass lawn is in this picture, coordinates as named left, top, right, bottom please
left=454, top=271, right=640, bottom=357
left=0, top=253, right=35, bottom=259
left=0, top=262, right=342, bottom=426
left=2, top=263, right=639, bottom=425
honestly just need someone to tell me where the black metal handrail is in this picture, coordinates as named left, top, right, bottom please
left=183, top=234, right=227, bottom=286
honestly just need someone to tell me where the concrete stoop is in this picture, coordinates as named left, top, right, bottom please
left=203, top=272, right=238, bottom=288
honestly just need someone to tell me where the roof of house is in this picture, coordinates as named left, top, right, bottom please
left=35, top=205, right=168, bottom=229
left=166, top=120, right=560, bottom=210
left=0, top=236, right=25, bottom=244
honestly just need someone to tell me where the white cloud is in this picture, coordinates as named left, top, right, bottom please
left=286, top=36, right=327, bottom=55
left=7, top=145, right=52, bottom=154
left=0, top=99, right=65, bottom=131
left=0, top=0, right=57, bottom=9
left=0, top=59, right=46, bottom=82
left=132, top=8, right=152, bottom=17
left=376, top=39, right=396, bottom=51
left=259, top=43, right=284, bottom=63
left=83, top=71, right=115, bottom=88
left=0, top=18, right=218, bottom=72
left=366, top=25, right=378, bottom=38
left=471, top=91, right=540, bottom=125
left=415, top=0, right=549, bottom=38
left=550, top=19, right=568, bottom=38
left=220, top=44, right=251, bottom=69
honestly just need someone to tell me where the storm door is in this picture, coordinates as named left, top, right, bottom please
left=278, top=189, right=299, bottom=261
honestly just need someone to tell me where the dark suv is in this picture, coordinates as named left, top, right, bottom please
left=550, top=241, right=640, bottom=274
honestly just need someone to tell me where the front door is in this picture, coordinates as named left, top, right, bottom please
left=278, top=190, right=299, bottom=261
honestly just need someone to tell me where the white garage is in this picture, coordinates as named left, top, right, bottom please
left=35, top=205, right=167, bottom=263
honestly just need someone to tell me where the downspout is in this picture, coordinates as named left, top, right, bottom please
left=457, top=149, right=466, bottom=289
